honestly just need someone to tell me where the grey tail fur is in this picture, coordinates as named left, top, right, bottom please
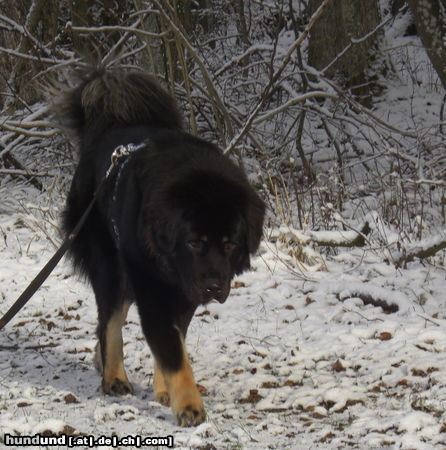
left=53, top=67, right=183, bottom=144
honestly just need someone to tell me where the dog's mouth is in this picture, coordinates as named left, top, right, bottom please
left=208, top=290, right=230, bottom=304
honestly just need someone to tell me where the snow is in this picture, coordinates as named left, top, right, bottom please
left=1, top=189, right=446, bottom=449
left=1, top=2, right=446, bottom=449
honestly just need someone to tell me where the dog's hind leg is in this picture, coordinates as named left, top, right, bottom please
left=96, top=299, right=133, bottom=395
left=153, top=361, right=169, bottom=406
left=86, top=245, right=133, bottom=396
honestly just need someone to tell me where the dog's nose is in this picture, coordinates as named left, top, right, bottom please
left=205, top=282, right=222, bottom=299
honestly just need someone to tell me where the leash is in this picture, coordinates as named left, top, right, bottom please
left=0, top=142, right=146, bottom=331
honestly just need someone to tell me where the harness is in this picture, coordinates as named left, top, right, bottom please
left=0, top=141, right=146, bottom=330
left=109, top=142, right=146, bottom=247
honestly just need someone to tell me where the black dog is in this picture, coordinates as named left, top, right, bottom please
left=55, top=68, right=265, bottom=426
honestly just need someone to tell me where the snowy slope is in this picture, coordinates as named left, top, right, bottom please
left=1, top=187, right=445, bottom=450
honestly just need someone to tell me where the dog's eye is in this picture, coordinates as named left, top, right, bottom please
left=187, top=240, right=203, bottom=251
left=223, top=242, right=237, bottom=253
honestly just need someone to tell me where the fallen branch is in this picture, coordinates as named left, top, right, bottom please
left=392, top=234, right=446, bottom=268
left=306, top=222, right=371, bottom=247
left=0, top=344, right=19, bottom=350
left=0, top=168, right=51, bottom=177
left=1, top=153, right=43, bottom=190
left=322, top=282, right=408, bottom=314
left=276, top=222, right=371, bottom=248
left=415, top=178, right=446, bottom=188
left=0, top=122, right=57, bottom=137
left=0, top=342, right=59, bottom=351
left=337, top=292, right=399, bottom=314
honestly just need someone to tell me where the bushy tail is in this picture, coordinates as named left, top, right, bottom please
left=53, top=67, right=183, bottom=143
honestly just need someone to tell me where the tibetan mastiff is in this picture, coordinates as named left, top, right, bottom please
left=55, top=68, right=265, bottom=426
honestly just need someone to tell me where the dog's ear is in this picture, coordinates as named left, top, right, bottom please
left=232, top=188, right=265, bottom=275
left=245, top=188, right=265, bottom=254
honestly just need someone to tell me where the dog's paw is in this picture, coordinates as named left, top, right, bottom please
left=175, top=404, right=206, bottom=427
left=102, top=378, right=134, bottom=396
left=155, top=391, right=170, bottom=406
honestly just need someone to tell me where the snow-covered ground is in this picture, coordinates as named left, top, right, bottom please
left=1, top=4, right=446, bottom=448
left=1, top=186, right=445, bottom=450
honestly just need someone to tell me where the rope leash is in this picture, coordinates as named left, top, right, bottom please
left=0, top=142, right=145, bottom=331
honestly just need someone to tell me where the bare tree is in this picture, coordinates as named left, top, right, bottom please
left=406, top=0, right=446, bottom=90
left=307, top=0, right=381, bottom=102
left=0, top=0, right=58, bottom=111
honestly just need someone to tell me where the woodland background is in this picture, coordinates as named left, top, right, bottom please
left=0, top=0, right=445, bottom=246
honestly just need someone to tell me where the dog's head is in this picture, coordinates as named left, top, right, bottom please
left=143, top=171, right=264, bottom=307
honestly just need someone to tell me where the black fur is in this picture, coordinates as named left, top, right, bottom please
left=56, top=68, right=265, bottom=423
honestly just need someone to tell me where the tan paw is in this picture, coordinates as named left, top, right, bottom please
left=174, top=403, right=206, bottom=427
left=170, top=386, right=205, bottom=427
left=102, top=378, right=134, bottom=396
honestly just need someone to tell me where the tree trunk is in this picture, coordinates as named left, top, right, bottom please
left=134, top=0, right=165, bottom=76
left=406, top=0, right=446, bottom=90
left=307, top=0, right=381, bottom=99
left=69, top=0, right=130, bottom=56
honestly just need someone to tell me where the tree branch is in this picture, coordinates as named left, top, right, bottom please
left=393, top=235, right=446, bottom=268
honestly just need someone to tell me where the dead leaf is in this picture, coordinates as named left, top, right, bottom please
left=332, top=359, right=346, bottom=372
left=377, top=332, right=392, bottom=340
left=64, top=393, right=79, bottom=404
left=239, top=389, right=263, bottom=404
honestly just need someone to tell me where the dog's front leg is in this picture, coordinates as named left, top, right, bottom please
left=142, top=316, right=205, bottom=426
left=125, top=256, right=205, bottom=426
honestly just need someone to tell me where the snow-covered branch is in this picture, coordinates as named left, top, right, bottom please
left=392, top=234, right=446, bottom=268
